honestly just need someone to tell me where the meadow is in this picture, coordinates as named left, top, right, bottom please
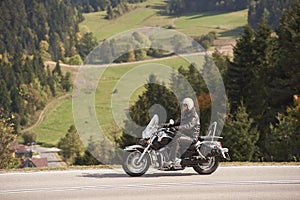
left=34, top=56, right=199, bottom=146
left=79, top=0, right=247, bottom=41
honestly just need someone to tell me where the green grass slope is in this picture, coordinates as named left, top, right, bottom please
left=33, top=56, right=198, bottom=146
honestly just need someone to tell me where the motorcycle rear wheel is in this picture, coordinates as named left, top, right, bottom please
left=122, top=151, right=150, bottom=177
left=193, top=157, right=219, bottom=175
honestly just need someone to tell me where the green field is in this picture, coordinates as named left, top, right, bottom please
left=34, top=0, right=248, bottom=146
left=79, top=0, right=247, bottom=41
left=33, top=96, right=74, bottom=146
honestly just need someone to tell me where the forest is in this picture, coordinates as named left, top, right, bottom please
left=0, top=0, right=98, bottom=128
left=0, top=0, right=299, bottom=168
left=248, top=0, right=297, bottom=30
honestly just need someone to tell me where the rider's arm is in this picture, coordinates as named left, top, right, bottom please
left=173, top=118, right=181, bottom=126
left=177, top=117, right=198, bottom=131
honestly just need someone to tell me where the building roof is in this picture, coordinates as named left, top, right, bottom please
left=31, top=158, right=48, bottom=168
left=20, top=158, right=48, bottom=168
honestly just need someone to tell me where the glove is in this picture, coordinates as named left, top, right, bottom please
left=170, top=126, right=179, bottom=132
left=160, top=123, right=169, bottom=128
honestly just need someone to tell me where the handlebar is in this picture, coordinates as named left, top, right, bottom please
left=200, top=136, right=223, bottom=140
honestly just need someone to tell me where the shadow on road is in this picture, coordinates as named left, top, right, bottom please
left=80, top=172, right=197, bottom=179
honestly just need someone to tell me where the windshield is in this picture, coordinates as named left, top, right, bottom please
left=142, top=114, right=159, bottom=139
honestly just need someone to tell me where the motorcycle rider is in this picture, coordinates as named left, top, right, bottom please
left=167, top=98, right=200, bottom=166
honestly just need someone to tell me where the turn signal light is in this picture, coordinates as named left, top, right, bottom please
left=217, top=142, right=222, bottom=147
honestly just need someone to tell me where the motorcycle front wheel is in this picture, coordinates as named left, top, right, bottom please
left=193, top=157, right=219, bottom=175
left=122, top=151, right=150, bottom=177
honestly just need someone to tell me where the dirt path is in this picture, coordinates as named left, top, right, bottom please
left=20, top=93, right=71, bottom=134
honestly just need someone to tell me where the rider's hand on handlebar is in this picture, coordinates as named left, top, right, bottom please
left=170, top=126, right=179, bottom=132
left=160, top=123, right=170, bottom=128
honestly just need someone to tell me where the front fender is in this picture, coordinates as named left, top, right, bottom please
left=124, top=145, right=145, bottom=152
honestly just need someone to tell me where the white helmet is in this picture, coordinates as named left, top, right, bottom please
left=182, top=98, right=194, bottom=110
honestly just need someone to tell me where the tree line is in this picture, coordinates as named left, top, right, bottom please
left=248, top=0, right=296, bottom=30
left=166, top=0, right=248, bottom=15
left=70, top=0, right=147, bottom=19
left=70, top=0, right=146, bottom=13
left=167, top=0, right=296, bottom=33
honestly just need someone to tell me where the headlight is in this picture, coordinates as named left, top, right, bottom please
left=139, top=139, right=148, bottom=147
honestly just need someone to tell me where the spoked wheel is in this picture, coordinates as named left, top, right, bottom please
left=122, top=151, right=150, bottom=177
left=193, top=157, right=219, bottom=175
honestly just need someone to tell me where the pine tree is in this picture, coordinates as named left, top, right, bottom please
left=249, top=18, right=279, bottom=156
left=106, top=5, right=114, bottom=19
left=277, top=2, right=300, bottom=102
left=212, top=50, right=230, bottom=77
left=39, top=40, right=51, bottom=62
left=52, top=62, right=62, bottom=77
left=75, top=136, right=102, bottom=165
left=0, top=80, right=11, bottom=114
left=222, top=103, right=259, bottom=161
left=46, top=65, right=56, bottom=96
left=76, top=32, right=98, bottom=59
left=57, top=125, right=85, bottom=165
left=225, top=21, right=278, bottom=158
left=62, top=72, right=73, bottom=92
left=225, top=25, right=255, bottom=113
left=52, top=61, right=63, bottom=85
left=267, top=99, right=300, bottom=161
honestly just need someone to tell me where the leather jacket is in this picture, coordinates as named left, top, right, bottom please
left=174, top=108, right=200, bottom=139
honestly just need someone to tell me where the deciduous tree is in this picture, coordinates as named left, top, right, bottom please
left=0, top=110, right=20, bottom=169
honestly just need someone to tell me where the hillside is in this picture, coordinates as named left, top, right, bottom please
left=32, top=1, right=248, bottom=146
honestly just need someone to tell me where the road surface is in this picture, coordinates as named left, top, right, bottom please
left=1, top=166, right=299, bottom=200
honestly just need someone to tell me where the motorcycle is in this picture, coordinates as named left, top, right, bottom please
left=122, top=114, right=230, bottom=177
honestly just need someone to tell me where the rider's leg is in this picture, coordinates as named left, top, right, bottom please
left=178, top=135, right=194, bottom=156
left=169, top=136, right=180, bottom=162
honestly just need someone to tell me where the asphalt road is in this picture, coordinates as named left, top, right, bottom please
left=1, top=166, right=299, bottom=200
